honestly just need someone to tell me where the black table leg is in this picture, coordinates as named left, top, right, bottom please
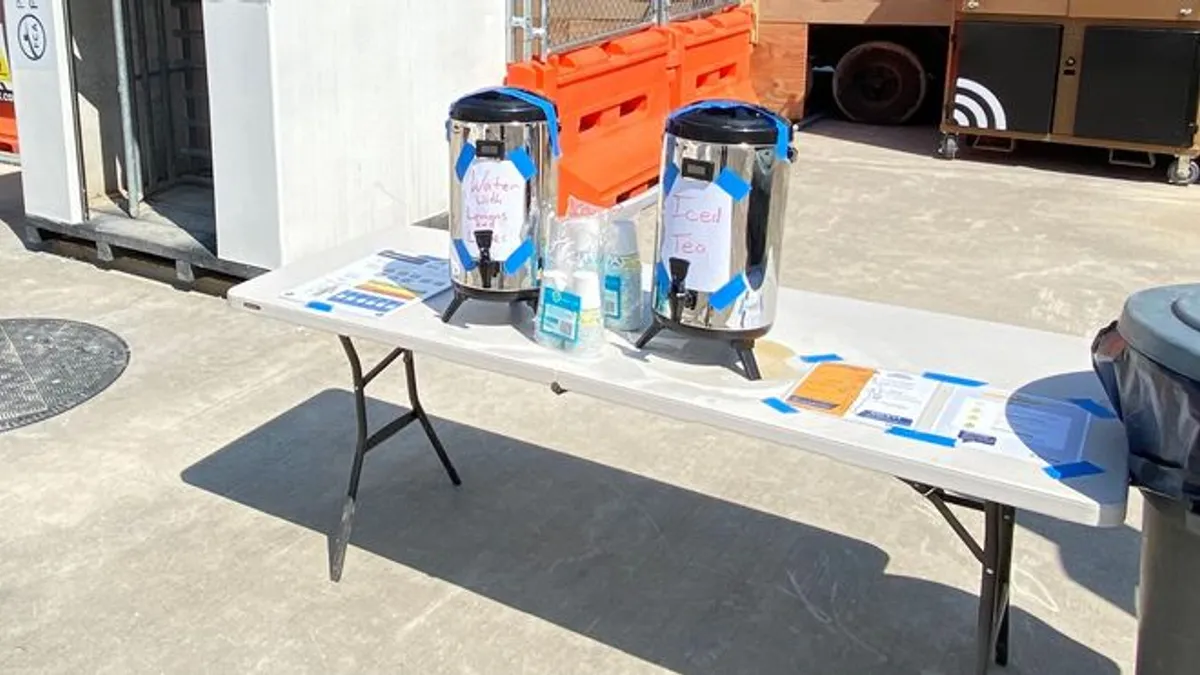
left=905, top=483, right=1015, bottom=674
left=331, top=336, right=461, bottom=582
left=994, top=505, right=1016, bottom=667
left=975, top=502, right=1016, bottom=674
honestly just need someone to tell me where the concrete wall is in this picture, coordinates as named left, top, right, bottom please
left=207, top=0, right=507, bottom=269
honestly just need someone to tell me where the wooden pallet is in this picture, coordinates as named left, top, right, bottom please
left=23, top=214, right=265, bottom=285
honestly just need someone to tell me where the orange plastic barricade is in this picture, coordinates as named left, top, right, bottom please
left=0, top=25, right=15, bottom=155
left=506, top=29, right=673, bottom=214
left=0, top=102, right=18, bottom=155
left=664, top=5, right=757, bottom=108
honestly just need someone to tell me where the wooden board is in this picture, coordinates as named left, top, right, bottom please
left=760, top=0, right=953, bottom=26
left=751, top=22, right=810, bottom=119
left=959, top=0, right=1069, bottom=16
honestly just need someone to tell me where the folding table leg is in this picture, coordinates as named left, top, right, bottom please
left=403, top=350, right=460, bottom=485
left=330, top=337, right=461, bottom=582
left=976, top=502, right=1016, bottom=675
left=904, top=483, right=1016, bottom=674
left=993, top=505, right=1016, bottom=667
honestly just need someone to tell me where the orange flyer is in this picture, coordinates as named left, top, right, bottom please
left=786, top=363, right=877, bottom=416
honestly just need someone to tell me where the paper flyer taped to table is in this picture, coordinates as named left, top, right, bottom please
left=784, top=364, right=937, bottom=429
left=785, top=363, right=877, bottom=416
left=933, top=388, right=1090, bottom=466
left=281, top=250, right=452, bottom=318
left=848, top=369, right=939, bottom=428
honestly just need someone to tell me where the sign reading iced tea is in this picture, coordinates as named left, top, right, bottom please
left=660, top=177, right=733, bottom=293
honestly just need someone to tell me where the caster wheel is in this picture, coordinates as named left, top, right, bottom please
left=1167, top=159, right=1199, bottom=185
left=937, top=134, right=960, bottom=160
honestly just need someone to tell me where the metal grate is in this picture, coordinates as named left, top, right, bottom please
left=510, top=0, right=742, bottom=61
left=664, top=0, right=741, bottom=21
left=124, top=0, right=212, bottom=197
left=0, top=320, right=130, bottom=433
left=545, top=0, right=657, bottom=55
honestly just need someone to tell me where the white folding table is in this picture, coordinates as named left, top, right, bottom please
left=228, top=223, right=1129, bottom=675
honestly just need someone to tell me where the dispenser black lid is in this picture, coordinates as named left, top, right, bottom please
left=666, top=102, right=793, bottom=148
left=450, top=88, right=552, bottom=123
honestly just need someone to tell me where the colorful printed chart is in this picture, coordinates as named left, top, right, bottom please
left=281, top=250, right=452, bottom=318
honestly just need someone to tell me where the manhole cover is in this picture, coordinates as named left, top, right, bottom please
left=0, top=319, right=130, bottom=432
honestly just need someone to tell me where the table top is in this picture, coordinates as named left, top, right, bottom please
left=228, top=224, right=1130, bottom=527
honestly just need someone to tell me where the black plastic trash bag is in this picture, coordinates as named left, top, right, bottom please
left=1092, top=321, right=1200, bottom=505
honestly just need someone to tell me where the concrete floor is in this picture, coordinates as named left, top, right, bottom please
left=2, top=123, right=1199, bottom=674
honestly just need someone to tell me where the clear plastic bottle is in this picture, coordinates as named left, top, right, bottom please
left=602, top=219, right=644, bottom=332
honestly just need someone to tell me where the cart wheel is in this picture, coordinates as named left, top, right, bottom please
left=1167, top=158, right=1200, bottom=185
left=833, top=41, right=927, bottom=126
left=936, top=133, right=960, bottom=160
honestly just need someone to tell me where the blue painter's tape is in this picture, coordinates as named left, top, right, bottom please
left=508, top=147, right=537, bottom=180
left=714, top=168, right=751, bottom=201
left=922, top=371, right=987, bottom=388
left=495, top=87, right=561, bottom=156
left=709, top=274, right=747, bottom=311
left=886, top=426, right=958, bottom=448
left=454, top=143, right=476, bottom=182
left=669, top=99, right=792, bottom=161
left=763, top=397, right=798, bottom=414
left=305, top=301, right=333, bottom=313
left=504, top=238, right=535, bottom=275
left=800, top=353, right=844, bottom=364
left=1068, top=398, right=1117, bottom=419
left=655, top=261, right=670, bottom=296
left=664, top=161, right=680, bottom=195
left=452, top=238, right=477, bottom=271
left=1044, top=461, right=1104, bottom=480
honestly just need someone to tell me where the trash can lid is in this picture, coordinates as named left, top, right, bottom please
left=449, top=88, right=552, bottom=123
left=666, top=101, right=793, bottom=150
left=1118, top=283, right=1200, bottom=382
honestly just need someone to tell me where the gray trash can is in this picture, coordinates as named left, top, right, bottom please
left=1092, top=283, right=1200, bottom=675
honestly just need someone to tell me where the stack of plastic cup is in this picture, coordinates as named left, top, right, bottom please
left=534, top=214, right=606, bottom=359
left=602, top=218, right=644, bottom=333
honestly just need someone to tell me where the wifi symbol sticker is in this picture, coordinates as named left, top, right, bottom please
left=952, top=78, right=1008, bottom=131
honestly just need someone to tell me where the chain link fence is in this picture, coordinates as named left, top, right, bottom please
left=509, top=0, right=742, bottom=62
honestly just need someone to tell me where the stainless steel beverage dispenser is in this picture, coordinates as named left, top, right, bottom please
left=635, top=101, right=794, bottom=380
left=443, top=87, right=559, bottom=323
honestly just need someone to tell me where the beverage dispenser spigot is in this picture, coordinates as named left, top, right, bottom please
left=474, top=230, right=500, bottom=290
left=666, top=257, right=696, bottom=323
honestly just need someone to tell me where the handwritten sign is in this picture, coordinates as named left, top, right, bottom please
left=660, top=176, right=733, bottom=293
left=461, top=159, right=526, bottom=260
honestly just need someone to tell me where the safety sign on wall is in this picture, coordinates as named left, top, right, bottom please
left=7, top=0, right=51, bottom=71
left=0, top=22, right=12, bottom=102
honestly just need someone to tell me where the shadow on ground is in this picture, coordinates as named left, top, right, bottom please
left=803, top=119, right=1173, bottom=186
left=0, top=170, right=26, bottom=238
left=183, top=389, right=1120, bottom=674
left=1010, top=371, right=1141, bottom=618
